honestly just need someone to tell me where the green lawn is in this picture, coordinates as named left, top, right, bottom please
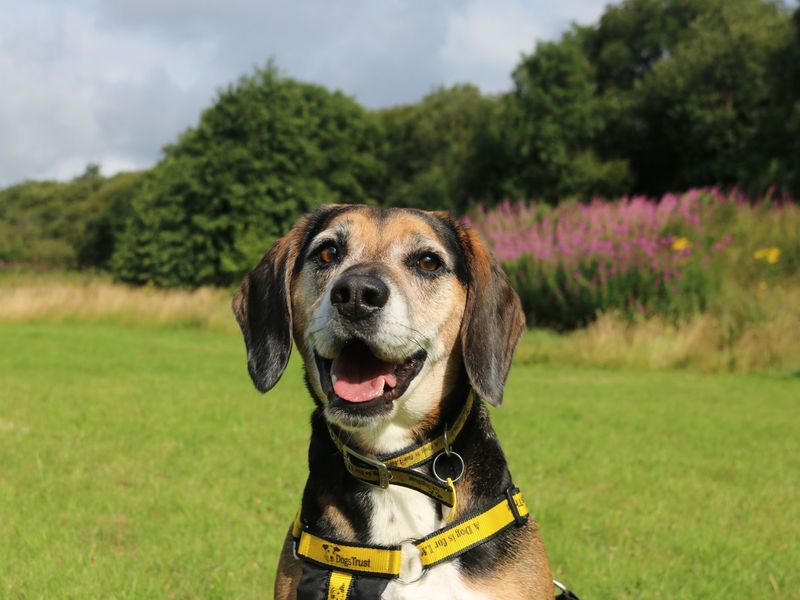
left=1, top=322, right=797, bottom=598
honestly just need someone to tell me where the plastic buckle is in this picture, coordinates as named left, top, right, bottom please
left=343, top=445, right=391, bottom=489
left=504, top=487, right=527, bottom=527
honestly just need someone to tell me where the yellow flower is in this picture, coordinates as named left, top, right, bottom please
left=758, top=280, right=767, bottom=291
left=766, top=248, right=780, bottom=264
left=672, top=236, right=691, bottom=251
left=753, top=247, right=780, bottom=263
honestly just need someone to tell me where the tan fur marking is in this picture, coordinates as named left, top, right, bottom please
left=464, top=521, right=554, bottom=600
left=274, top=529, right=301, bottom=600
left=231, top=276, right=249, bottom=325
left=325, top=208, right=442, bottom=262
left=409, top=284, right=467, bottom=441
left=320, top=494, right=357, bottom=539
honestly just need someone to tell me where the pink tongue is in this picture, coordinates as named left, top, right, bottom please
left=331, top=350, right=398, bottom=403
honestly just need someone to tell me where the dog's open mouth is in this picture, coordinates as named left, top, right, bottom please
left=315, top=340, right=426, bottom=409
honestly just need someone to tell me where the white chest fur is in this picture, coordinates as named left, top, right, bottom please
left=365, top=485, right=491, bottom=600
left=367, top=484, right=438, bottom=545
left=381, top=561, right=491, bottom=600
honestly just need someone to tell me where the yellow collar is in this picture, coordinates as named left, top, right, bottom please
left=326, top=391, right=475, bottom=506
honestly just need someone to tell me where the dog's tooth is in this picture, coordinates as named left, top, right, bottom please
left=330, top=373, right=338, bottom=386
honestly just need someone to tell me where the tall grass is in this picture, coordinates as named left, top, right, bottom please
left=2, top=273, right=796, bottom=373
left=517, top=286, right=800, bottom=374
left=0, top=277, right=236, bottom=333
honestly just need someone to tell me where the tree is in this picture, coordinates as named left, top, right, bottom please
left=753, top=4, right=800, bottom=195
left=0, top=167, right=106, bottom=268
left=112, top=63, right=384, bottom=287
left=505, top=32, right=632, bottom=202
left=582, top=0, right=713, bottom=94
left=376, top=84, right=502, bottom=212
left=634, top=0, right=792, bottom=193
left=76, top=172, right=145, bottom=269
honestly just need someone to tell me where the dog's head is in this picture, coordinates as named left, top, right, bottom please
left=233, top=205, right=524, bottom=435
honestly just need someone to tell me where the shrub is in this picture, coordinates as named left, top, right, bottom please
left=76, top=172, right=145, bottom=270
left=467, top=188, right=799, bottom=329
left=0, top=167, right=106, bottom=268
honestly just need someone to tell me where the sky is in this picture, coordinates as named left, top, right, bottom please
left=0, top=0, right=611, bottom=188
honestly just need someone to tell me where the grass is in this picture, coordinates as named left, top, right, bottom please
left=1, top=321, right=798, bottom=598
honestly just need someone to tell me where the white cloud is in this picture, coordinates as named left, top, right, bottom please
left=440, top=0, right=543, bottom=91
left=0, top=2, right=217, bottom=186
left=439, top=0, right=610, bottom=92
left=0, top=0, right=615, bottom=187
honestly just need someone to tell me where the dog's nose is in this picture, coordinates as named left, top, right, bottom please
left=330, top=274, right=389, bottom=320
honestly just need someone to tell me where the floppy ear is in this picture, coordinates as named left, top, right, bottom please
left=457, top=224, right=525, bottom=407
left=232, top=232, right=298, bottom=393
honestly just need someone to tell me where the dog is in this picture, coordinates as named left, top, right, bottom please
left=233, top=205, right=554, bottom=599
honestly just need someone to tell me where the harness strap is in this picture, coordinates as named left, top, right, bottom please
left=297, top=564, right=390, bottom=600
left=415, top=488, right=529, bottom=567
left=293, top=487, right=528, bottom=578
left=326, top=392, right=474, bottom=505
left=327, top=571, right=352, bottom=599
left=295, top=531, right=402, bottom=577
left=294, top=490, right=579, bottom=599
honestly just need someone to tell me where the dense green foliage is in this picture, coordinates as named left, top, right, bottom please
left=631, top=0, right=792, bottom=192
left=112, top=65, right=384, bottom=286
left=1, top=0, right=799, bottom=290
left=375, top=84, right=500, bottom=213
left=0, top=167, right=143, bottom=269
left=76, top=172, right=145, bottom=269
left=503, top=33, right=633, bottom=201
left=499, top=0, right=797, bottom=199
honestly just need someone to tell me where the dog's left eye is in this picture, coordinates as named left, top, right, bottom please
left=416, top=252, right=442, bottom=273
left=317, top=243, right=340, bottom=266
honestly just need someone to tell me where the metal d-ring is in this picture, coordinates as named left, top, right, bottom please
left=432, top=450, right=465, bottom=484
left=396, top=540, right=427, bottom=585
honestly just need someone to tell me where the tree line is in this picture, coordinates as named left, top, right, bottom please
left=1, top=0, right=798, bottom=287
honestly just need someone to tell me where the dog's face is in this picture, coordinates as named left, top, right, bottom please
left=233, top=205, right=524, bottom=435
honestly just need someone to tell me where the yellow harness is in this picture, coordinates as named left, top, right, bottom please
left=292, top=488, right=529, bottom=597
left=293, top=392, right=537, bottom=598
left=293, top=393, right=581, bottom=599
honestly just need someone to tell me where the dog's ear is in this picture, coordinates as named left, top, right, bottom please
left=455, top=221, right=525, bottom=407
left=232, top=229, right=300, bottom=393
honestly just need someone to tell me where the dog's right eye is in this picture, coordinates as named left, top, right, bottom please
left=317, top=243, right=339, bottom=266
